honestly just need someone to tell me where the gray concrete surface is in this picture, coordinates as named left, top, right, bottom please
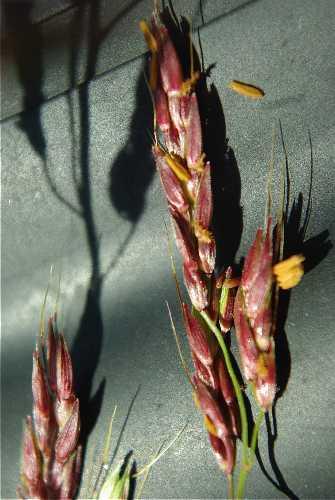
left=1, top=0, right=335, bottom=498
left=1, top=0, right=251, bottom=119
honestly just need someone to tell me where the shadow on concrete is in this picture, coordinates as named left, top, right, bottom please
left=7, top=0, right=155, bottom=492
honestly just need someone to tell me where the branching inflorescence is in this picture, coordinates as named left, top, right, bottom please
left=17, top=306, right=186, bottom=500
left=17, top=316, right=81, bottom=500
left=16, top=5, right=307, bottom=499
left=140, top=5, right=304, bottom=498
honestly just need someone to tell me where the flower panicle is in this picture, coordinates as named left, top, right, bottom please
left=182, top=303, right=240, bottom=474
left=142, top=11, right=217, bottom=311
left=234, top=216, right=306, bottom=411
left=141, top=6, right=239, bottom=478
left=234, top=217, right=276, bottom=411
left=18, top=316, right=81, bottom=500
left=141, top=5, right=308, bottom=497
left=193, top=375, right=238, bottom=476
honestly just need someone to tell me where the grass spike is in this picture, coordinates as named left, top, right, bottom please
left=163, top=218, right=184, bottom=306
left=272, top=159, right=286, bottom=337
left=302, top=129, right=313, bottom=240
left=264, top=125, right=276, bottom=228
left=143, top=69, right=157, bottom=145
left=39, top=265, right=54, bottom=344
left=54, top=268, right=62, bottom=321
left=166, top=301, right=194, bottom=387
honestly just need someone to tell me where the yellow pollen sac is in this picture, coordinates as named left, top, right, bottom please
left=193, top=392, right=200, bottom=409
left=181, top=71, right=200, bottom=95
left=194, top=221, right=213, bottom=244
left=203, top=415, right=219, bottom=437
left=193, top=393, right=218, bottom=437
left=189, top=153, right=205, bottom=174
left=222, top=277, right=241, bottom=289
left=228, top=80, right=265, bottom=99
left=139, top=20, right=158, bottom=53
left=165, top=154, right=192, bottom=182
left=256, top=354, right=268, bottom=379
left=273, top=254, right=305, bottom=290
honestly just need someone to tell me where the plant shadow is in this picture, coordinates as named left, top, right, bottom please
left=3, top=0, right=46, bottom=158
left=9, top=0, right=155, bottom=492
left=63, top=0, right=156, bottom=484
left=108, top=60, right=155, bottom=227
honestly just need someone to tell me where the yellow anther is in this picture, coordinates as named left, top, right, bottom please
left=193, top=392, right=200, bottom=409
left=193, top=393, right=218, bottom=437
left=189, top=153, right=205, bottom=173
left=273, top=254, right=305, bottom=290
left=165, top=153, right=192, bottom=182
left=139, top=20, right=158, bottom=53
left=222, top=278, right=241, bottom=289
left=194, top=220, right=213, bottom=244
left=228, top=80, right=265, bottom=99
left=256, top=354, right=268, bottom=378
left=181, top=71, right=200, bottom=95
left=203, top=416, right=219, bottom=437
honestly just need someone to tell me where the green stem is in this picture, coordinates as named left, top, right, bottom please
left=250, top=410, right=265, bottom=458
left=236, top=410, right=265, bottom=498
left=236, top=465, right=249, bottom=499
left=227, top=473, right=234, bottom=500
left=199, top=312, right=249, bottom=483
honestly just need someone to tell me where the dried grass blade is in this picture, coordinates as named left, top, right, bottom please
left=133, top=423, right=188, bottom=478
left=92, top=405, right=118, bottom=498
left=136, top=441, right=166, bottom=499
